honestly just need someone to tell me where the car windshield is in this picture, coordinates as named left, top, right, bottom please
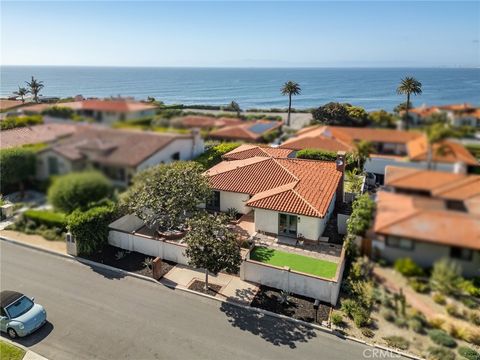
left=5, top=296, right=33, bottom=318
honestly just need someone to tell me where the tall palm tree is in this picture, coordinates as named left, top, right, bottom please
left=396, top=77, right=422, bottom=130
left=352, top=140, right=374, bottom=171
left=425, top=123, right=454, bottom=169
left=25, top=76, right=44, bottom=103
left=281, top=81, right=301, bottom=127
left=13, top=86, right=28, bottom=103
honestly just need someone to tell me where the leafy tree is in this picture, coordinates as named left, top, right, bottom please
left=369, top=110, right=397, bottom=128
left=281, top=81, right=301, bottom=127
left=126, top=161, right=211, bottom=231
left=393, top=101, right=413, bottom=114
left=228, top=101, right=241, bottom=117
left=425, top=122, right=454, bottom=169
left=296, top=148, right=337, bottom=161
left=312, top=102, right=368, bottom=127
left=344, top=168, right=363, bottom=193
left=430, top=258, right=463, bottom=295
left=347, top=193, right=375, bottom=236
left=25, top=76, right=44, bottom=103
left=425, top=112, right=449, bottom=125
left=396, top=77, right=422, bottom=129
left=42, top=106, right=75, bottom=119
left=346, top=105, right=369, bottom=126
left=195, top=142, right=240, bottom=169
left=351, top=140, right=374, bottom=171
left=13, top=86, right=28, bottom=103
left=0, top=147, right=36, bottom=194
left=184, top=213, right=241, bottom=290
left=48, top=171, right=114, bottom=213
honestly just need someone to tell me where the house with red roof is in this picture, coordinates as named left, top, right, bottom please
left=372, top=166, right=480, bottom=277
left=407, top=103, right=480, bottom=128
left=208, top=120, right=282, bottom=143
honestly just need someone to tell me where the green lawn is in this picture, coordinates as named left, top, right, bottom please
left=0, top=340, right=25, bottom=360
left=250, top=246, right=338, bottom=279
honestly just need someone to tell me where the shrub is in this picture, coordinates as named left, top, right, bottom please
left=330, top=311, right=343, bottom=327
left=48, top=171, right=113, bottom=213
left=0, top=147, right=36, bottom=193
left=42, top=106, right=75, bottom=119
left=381, top=309, right=395, bottom=322
left=361, top=328, right=374, bottom=338
left=429, top=329, right=457, bottom=348
left=394, top=258, right=424, bottom=277
left=468, top=311, right=480, bottom=326
left=352, top=307, right=371, bottom=328
left=409, top=278, right=430, bottom=293
left=429, top=316, right=445, bottom=329
left=408, top=318, right=424, bottom=333
left=340, top=299, right=357, bottom=318
left=446, top=303, right=463, bottom=318
left=346, top=194, right=375, bottom=236
left=461, top=297, right=478, bottom=310
left=460, top=279, right=480, bottom=298
left=23, top=210, right=66, bottom=229
left=296, top=149, right=337, bottom=161
left=382, top=336, right=409, bottom=350
left=0, top=115, right=43, bottom=130
left=195, top=142, right=241, bottom=169
left=430, top=258, right=463, bottom=295
left=67, top=202, right=117, bottom=255
left=433, top=293, right=447, bottom=305
left=394, top=317, right=408, bottom=328
left=458, top=346, right=480, bottom=360
left=427, top=346, right=455, bottom=360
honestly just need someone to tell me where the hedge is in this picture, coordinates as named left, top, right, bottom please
left=296, top=148, right=337, bottom=161
left=195, top=142, right=240, bottom=169
left=458, top=346, right=480, bottom=360
left=67, top=203, right=117, bottom=255
left=0, top=115, right=43, bottom=130
left=0, top=147, right=36, bottom=193
left=394, top=258, right=424, bottom=277
left=24, top=210, right=66, bottom=229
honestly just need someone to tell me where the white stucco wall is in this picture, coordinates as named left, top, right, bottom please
left=373, top=239, right=480, bottom=278
left=218, top=191, right=251, bottom=214
left=365, top=157, right=455, bottom=175
left=36, top=150, right=75, bottom=180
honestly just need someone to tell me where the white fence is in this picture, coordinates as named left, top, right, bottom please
left=108, top=230, right=188, bottom=265
left=240, top=249, right=345, bottom=305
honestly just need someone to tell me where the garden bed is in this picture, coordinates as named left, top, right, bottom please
left=82, top=244, right=176, bottom=278
left=251, top=285, right=330, bottom=324
left=188, top=280, right=222, bottom=296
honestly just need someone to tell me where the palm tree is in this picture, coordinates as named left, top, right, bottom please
left=281, top=81, right=301, bottom=127
left=25, top=76, right=44, bottom=103
left=396, top=77, right=422, bottom=130
left=425, top=123, right=454, bottom=169
left=229, top=100, right=241, bottom=118
left=13, top=87, right=28, bottom=103
left=352, top=140, right=374, bottom=171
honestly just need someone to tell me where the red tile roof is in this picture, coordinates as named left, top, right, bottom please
left=406, top=136, right=478, bottom=165
left=222, top=144, right=294, bottom=160
left=209, top=120, right=282, bottom=142
left=20, top=100, right=156, bottom=114
left=0, top=123, right=81, bottom=149
left=178, top=116, right=242, bottom=129
left=0, top=100, right=24, bottom=111
left=206, top=157, right=341, bottom=217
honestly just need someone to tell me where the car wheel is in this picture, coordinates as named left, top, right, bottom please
left=7, top=328, right=18, bottom=339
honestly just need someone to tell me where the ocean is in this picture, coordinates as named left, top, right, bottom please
left=1, top=66, right=479, bottom=111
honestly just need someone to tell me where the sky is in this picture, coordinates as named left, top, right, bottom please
left=1, top=1, right=479, bottom=68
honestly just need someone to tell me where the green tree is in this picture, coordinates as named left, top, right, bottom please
left=430, top=258, right=463, bottom=295
left=0, top=147, right=36, bottom=195
left=312, top=102, right=350, bottom=126
left=229, top=100, right=241, bottom=117
left=347, top=193, right=375, bottom=236
left=369, top=110, right=397, bottom=128
left=281, top=81, right=301, bottom=127
left=396, top=77, right=422, bottom=130
left=48, top=171, right=113, bottom=213
left=25, top=76, right=44, bottom=103
left=126, top=161, right=211, bottom=231
left=351, top=140, right=374, bottom=171
left=346, top=105, right=369, bottom=126
left=393, top=101, right=413, bottom=114
left=194, top=142, right=240, bottom=169
left=13, top=86, right=28, bottom=103
left=184, top=213, right=241, bottom=290
left=425, top=122, right=454, bottom=169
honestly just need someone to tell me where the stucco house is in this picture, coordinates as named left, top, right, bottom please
left=408, top=103, right=480, bottom=128
left=279, top=125, right=478, bottom=183
left=372, top=166, right=480, bottom=277
left=204, top=152, right=344, bottom=242
left=36, top=126, right=204, bottom=186
left=208, top=120, right=282, bottom=143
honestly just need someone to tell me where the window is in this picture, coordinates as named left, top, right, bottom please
left=386, top=236, right=414, bottom=250
left=446, top=200, right=467, bottom=212
left=450, top=247, right=473, bottom=261
left=171, top=152, right=180, bottom=161
left=1, top=307, right=6, bottom=317
left=206, top=191, right=220, bottom=211
left=48, top=156, right=59, bottom=175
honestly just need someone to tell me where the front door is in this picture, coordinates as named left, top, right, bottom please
left=278, top=213, right=297, bottom=237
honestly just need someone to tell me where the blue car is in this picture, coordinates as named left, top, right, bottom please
left=0, top=291, right=47, bottom=338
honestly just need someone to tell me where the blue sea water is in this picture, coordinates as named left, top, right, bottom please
left=1, top=66, right=479, bottom=111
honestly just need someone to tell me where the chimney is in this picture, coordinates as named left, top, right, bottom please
left=335, top=151, right=346, bottom=205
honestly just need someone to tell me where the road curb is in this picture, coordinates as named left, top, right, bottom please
left=2, top=236, right=423, bottom=359
left=1, top=337, right=49, bottom=360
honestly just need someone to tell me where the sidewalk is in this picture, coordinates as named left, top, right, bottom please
left=1, top=338, right=49, bottom=360
left=161, top=265, right=259, bottom=305
left=0, top=230, right=66, bottom=254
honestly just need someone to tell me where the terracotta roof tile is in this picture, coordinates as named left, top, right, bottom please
left=0, top=123, right=81, bottom=149
left=209, top=120, right=282, bottom=142
left=179, top=116, right=242, bottom=129
left=222, top=144, right=294, bottom=160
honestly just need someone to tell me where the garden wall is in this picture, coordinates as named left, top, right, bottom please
left=240, top=248, right=346, bottom=305
left=108, top=230, right=188, bottom=265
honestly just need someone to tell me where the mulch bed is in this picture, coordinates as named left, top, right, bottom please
left=82, top=244, right=175, bottom=279
left=251, top=286, right=331, bottom=324
left=188, top=280, right=222, bottom=296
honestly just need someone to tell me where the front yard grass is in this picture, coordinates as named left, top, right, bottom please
left=0, top=340, right=25, bottom=360
left=250, top=246, right=338, bottom=279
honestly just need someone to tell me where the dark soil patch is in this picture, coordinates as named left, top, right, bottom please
left=188, top=280, right=222, bottom=296
left=251, top=286, right=331, bottom=324
left=82, top=244, right=176, bottom=278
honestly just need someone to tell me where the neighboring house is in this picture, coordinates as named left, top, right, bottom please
left=222, top=144, right=295, bottom=161
left=208, top=120, right=282, bottom=143
left=36, top=127, right=204, bottom=186
left=408, top=103, right=480, bottom=128
left=21, top=99, right=158, bottom=125
left=372, top=166, right=480, bottom=277
left=204, top=154, right=344, bottom=242
left=279, top=125, right=478, bottom=183
left=0, top=123, right=81, bottom=149
left=175, top=115, right=243, bottom=129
